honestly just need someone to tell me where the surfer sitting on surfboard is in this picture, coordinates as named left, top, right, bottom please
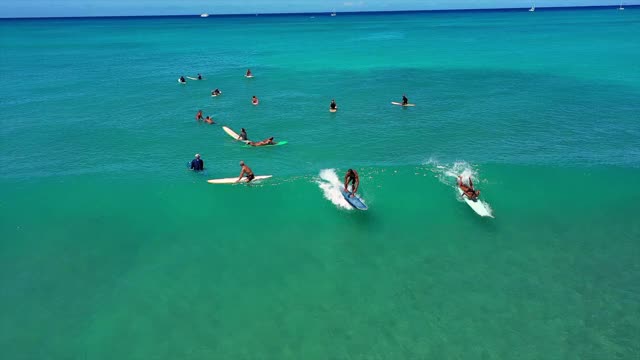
left=330, top=99, right=337, bottom=111
left=238, top=128, right=248, bottom=141
left=195, top=110, right=203, bottom=121
left=458, top=175, right=480, bottom=201
left=197, top=73, right=202, bottom=80
left=252, top=96, right=259, bottom=105
left=247, top=137, right=275, bottom=147
left=344, top=169, right=360, bottom=198
left=179, top=76, right=186, bottom=83
left=212, top=88, right=221, bottom=96
left=246, top=69, right=252, bottom=77
left=402, top=94, right=409, bottom=105
left=236, top=161, right=255, bottom=183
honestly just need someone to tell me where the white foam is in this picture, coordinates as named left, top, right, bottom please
left=316, top=169, right=352, bottom=210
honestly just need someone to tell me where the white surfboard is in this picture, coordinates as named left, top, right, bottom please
left=222, top=126, right=249, bottom=143
left=457, top=188, right=493, bottom=218
left=329, top=108, right=337, bottom=113
left=211, top=92, right=222, bottom=97
left=178, top=79, right=186, bottom=84
left=207, top=175, right=272, bottom=184
left=187, top=76, right=204, bottom=80
left=245, top=75, right=254, bottom=78
left=391, top=102, right=415, bottom=107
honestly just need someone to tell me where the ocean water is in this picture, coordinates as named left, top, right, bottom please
left=1, top=8, right=639, bottom=359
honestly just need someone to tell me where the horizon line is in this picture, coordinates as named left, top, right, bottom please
left=0, top=4, right=637, bottom=20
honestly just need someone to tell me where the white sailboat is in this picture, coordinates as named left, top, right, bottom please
left=331, top=8, right=337, bottom=16
left=618, top=2, right=624, bottom=10
left=529, top=3, right=535, bottom=12
left=200, top=13, right=209, bottom=17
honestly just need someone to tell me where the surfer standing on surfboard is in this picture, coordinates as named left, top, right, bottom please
left=236, top=161, right=255, bottom=183
left=458, top=175, right=480, bottom=201
left=344, top=169, right=360, bottom=198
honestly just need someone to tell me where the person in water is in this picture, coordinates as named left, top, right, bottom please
left=238, top=128, right=248, bottom=141
left=212, top=88, right=221, bottom=96
left=252, top=96, right=259, bottom=105
left=246, top=69, right=252, bottom=77
left=402, top=94, right=409, bottom=105
left=195, top=110, right=203, bottom=121
left=344, top=169, right=360, bottom=197
left=247, top=137, right=274, bottom=147
left=179, top=76, right=186, bottom=83
left=204, top=115, right=215, bottom=124
left=458, top=175, right=480, bottom=201
left=236, top=161, right=255, bottom=183
left=197, top=73, right=202, bottom=80
left=330, top=99, right=337, bottom=110
left=190, top=154, right=204, bottom=171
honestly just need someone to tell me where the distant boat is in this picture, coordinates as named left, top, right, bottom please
left=200, top=13, right=209, bottom=18
left=331, top=9, right=337, bottom=16
left=529, top=4, right=535, bottom=12
left=618, top=2, right=624, bottom=10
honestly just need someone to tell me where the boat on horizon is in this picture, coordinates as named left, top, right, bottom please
left=200, top=13, right=209, bottom=18
left=331, top=9, right=337, bottom=16
left=618, top=2, right=624, bottom=10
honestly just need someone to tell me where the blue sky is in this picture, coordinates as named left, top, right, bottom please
left=0, top=1, right=634, bottom=18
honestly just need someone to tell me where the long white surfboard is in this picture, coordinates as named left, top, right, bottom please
left=207, top=175, right=272, bottom=184
left=391, top=102, right=415, bottom=107
left=178, top=79, right=186, bottom=84
left=457, top=188, right=493, bottom=218
left=222, top=126, right=249, bottom=143
left=187, top=76, right=204, bottom=80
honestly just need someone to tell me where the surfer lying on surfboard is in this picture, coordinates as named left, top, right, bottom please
left=344, top=169, right=360, bottom=198
left=247, top=137, right=275, bottom=146
left=458, top=175, right=481, bottom=201
left=236, top=161, right=255, bottom=183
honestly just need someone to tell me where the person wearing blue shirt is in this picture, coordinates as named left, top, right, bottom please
left=190, top=153, right=204, bottom=171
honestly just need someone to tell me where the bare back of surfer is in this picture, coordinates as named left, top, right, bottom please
left=458, top=175, right=480, bottom=201
left=247, top=137, right=274, bottom=147
left=344, top=169, right=359, bottom=197
left=236, top=161, right=255, bottom=183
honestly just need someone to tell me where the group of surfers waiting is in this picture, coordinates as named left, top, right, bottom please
left=187, top=69, right=480, bottom=201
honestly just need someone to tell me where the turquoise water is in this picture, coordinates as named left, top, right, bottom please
left=1, top=8, right=640, bottom=359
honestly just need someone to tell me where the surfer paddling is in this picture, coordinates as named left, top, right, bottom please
left=236, top=161, right=255, bottom=183
left=344, top=169, right=360, bottom=198
left=247, top=137, right=275, bottom=147
left=458, top=175, right=480, bottom=201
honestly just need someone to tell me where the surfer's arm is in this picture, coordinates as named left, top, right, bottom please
left=236, top=170, right=245, bottom=182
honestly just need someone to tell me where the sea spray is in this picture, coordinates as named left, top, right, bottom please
left=316, top=169, right=352, bottom=210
